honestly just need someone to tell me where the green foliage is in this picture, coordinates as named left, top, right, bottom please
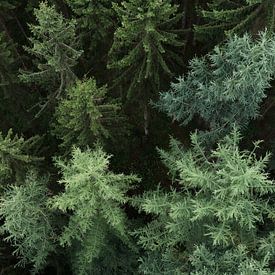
left=132, top=128, right=275, bottom=274
left=49, top=147, right=140, bottom=274
left=0, top=0, right=18, bottom=21
left=0, top=129, right=42, bottom=185
left=189, top=244, right=274, bottom=275
left=19, top=2, right=82, bottom=116
left=53, top=78, right=121, bottom=151
left=0, top=171, right=55, bottom=273
left=158, top=31, right=275, bottom=143
left=0, top=32, right=15, bottom=94
left=195, top=0, right=275, bottom=43
left=65, top=0, right=116, bottom=50
left=108, top=0, right=184, bottom=100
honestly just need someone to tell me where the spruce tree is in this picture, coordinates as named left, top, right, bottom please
left=0, top=171, right=55, bottom=273
left=49, top=147, right=140, bottom=274
left=19, top=2, right=82, bottom=116
left=53, top=78, right=121, bottom=151
left=158, top=31, right=275, bottom=143
left=108, top=0, right=184, bottom=135
left=195, top=0, right=275, bottom=44
left=132, top=128, right=275, bottom=274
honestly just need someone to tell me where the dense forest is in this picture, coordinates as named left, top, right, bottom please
left=1, top=0, right=275, bottom=274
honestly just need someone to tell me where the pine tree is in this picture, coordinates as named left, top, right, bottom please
left=49, top=147, right=140, bottom=274
left=108, top=0, right=184, bottom=135
left=158, top=31, right=275, bottom=144
left=132, top=128, right=275, bottom=274
left=0, top=171, right=55, bottom=273
left=53, top=78, right=122, bottom=152
left=19, top=2, right=82, bottom=116
left=195, top=0, right=275, bottom=44
left=0, top=129, right=43, bottom=186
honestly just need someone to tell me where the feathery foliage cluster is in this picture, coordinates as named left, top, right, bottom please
left=49, top=147, right=140, bottom=274
left=132, top=129, right=275, bottom=274
left=0, top=171, right=54, bottom=272
left=159, top=31, right=275, bottom=143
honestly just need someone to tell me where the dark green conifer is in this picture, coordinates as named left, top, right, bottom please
left=108, top=0, right=184, bottom=135
left=195, top=0, right=275, bottom=44
left=65, top=0, right=116, bottom=50
left=0, top=129, right=42, bottom=186
left=0, top=32, right=14, bottom=94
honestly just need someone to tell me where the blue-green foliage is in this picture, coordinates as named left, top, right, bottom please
left=158, top=31, right=275, bottom=143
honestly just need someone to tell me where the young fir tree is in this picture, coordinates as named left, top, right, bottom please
left=195, top=0, right=275, bottom=44
left=0, top=171, right=55, bottom=273
left=49, top=147, right=140, bottom=274
left=132, top=128, right=275, bottom=274
left=158, top=31, right=275, bottom=144
left=53, top=78, right=121, bottom=152
left=0, top=129, right=42, bottom=186
left=19, top=2, right=82, bottom=116
left=108, top=0, right=184, bottom=136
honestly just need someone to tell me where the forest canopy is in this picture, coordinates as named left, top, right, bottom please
left=0, top=0, right=275, bottom=274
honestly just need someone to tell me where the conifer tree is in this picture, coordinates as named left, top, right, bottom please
left=0, top=129, right=42, bottom=186
left=49, top=147, right=140, bottom=274
left=132, top=128, right=275, bottom=274
left=158, top=31, right=275, bottom=143
left=0, top=0, right=18, bottom=24
left=195, top=0, right=275, bottom=43
left=19, top=2, right=82, bottom=116
left=0, top=32, right=15, bottom=95
left=108, top=0, right=184, bottom=135
left=65, top=0, right=116, bottom=51
left=0, top=171, right=55, bottom=273
left=53, top=78, right=121, bottom=151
